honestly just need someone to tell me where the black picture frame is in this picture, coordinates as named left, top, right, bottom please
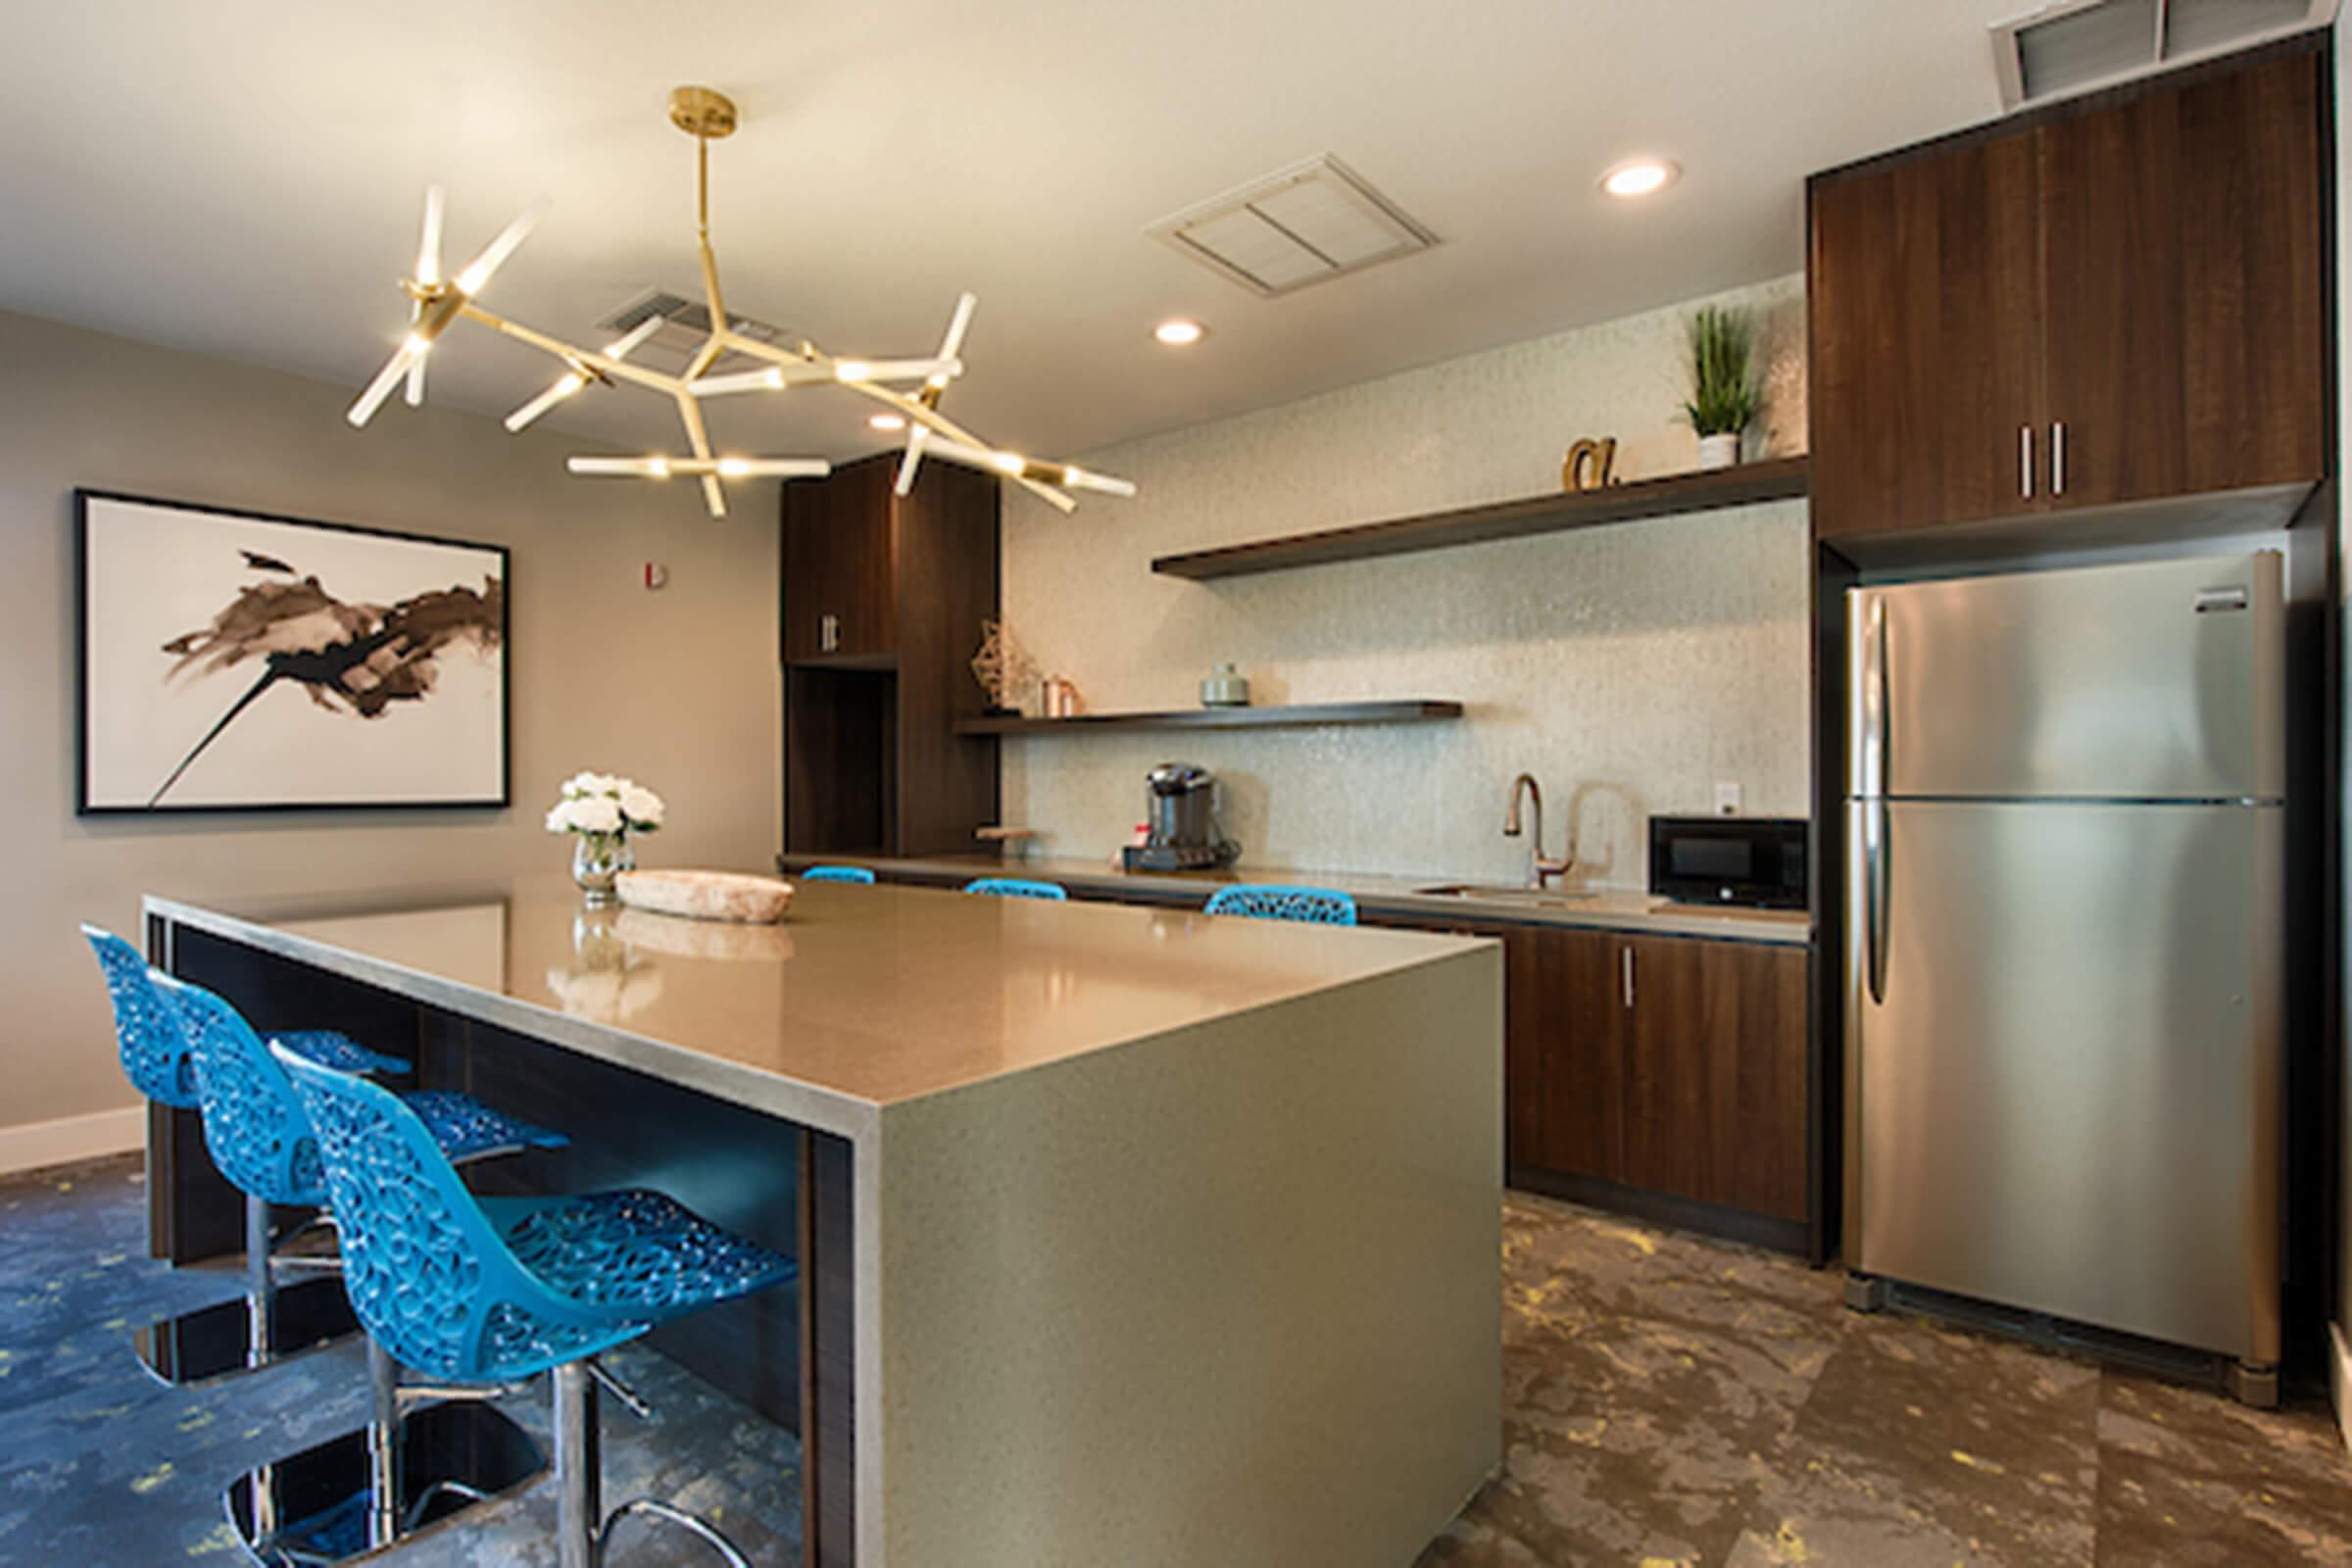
left=74, top=488, right=512, bottom=815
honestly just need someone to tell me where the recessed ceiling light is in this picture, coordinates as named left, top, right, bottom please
left=868, top=413, right=906, bottom=431
left=1153, top=318, right=1206, bottom=347
left=1600, top=159, right=1680, bottom=199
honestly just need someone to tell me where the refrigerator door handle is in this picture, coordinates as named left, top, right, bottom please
left=1860, top=597, right=1888, bottom=800
left=1865, top=797, right=1888, bottom=1005
left=1855, top=591, right=1890, bottom=1004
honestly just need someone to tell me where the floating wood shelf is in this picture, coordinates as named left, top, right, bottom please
left=954, top=700, right=1465, bottom=736
left=1151, top=457, right=1809, bottom=580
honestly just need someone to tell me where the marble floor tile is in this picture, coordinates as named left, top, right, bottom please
left=2093, top=1371, right=2352, bottom=1566
left=1424, top=1197, right=1845, bottom=1568
left=1426, top=1191, right=2352, bottom=1568
left=1737, top=1314, right=2102, bottom=1567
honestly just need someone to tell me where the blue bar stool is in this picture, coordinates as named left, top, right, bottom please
left=82, top=924, right=411, bottom=1385
left=799, top=864, right=876, bottom=884
left=963, top=876, right=1067, bottom=901
left=276, top=1043, right=798, bottom=1568
left=165, top=975, right=568, bottom=1564
left=1202, top=884, right=1359, bottom=925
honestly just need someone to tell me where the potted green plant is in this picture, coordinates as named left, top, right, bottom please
left=1680, top=305, right=1762, bottom=469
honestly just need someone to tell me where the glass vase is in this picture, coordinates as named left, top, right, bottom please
left=571, top=830, right=635, bottom=906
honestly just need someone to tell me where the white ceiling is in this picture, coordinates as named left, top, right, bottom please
left=0, top=0, right=2032, bottom=467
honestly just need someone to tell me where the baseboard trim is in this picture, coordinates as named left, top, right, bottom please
left=1506, top=1166, right=1811, bottom=1258
left=2331, top=1322, right=2352, bottom=1454
left=0, top=1105, right=145, bottom=1178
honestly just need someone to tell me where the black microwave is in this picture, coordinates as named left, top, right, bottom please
left=1648, top=816, right=1808, bottom=909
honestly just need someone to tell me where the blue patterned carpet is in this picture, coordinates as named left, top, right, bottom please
left=0, top=1155, right=801, bottom=1565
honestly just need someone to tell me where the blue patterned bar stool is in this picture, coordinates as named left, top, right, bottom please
left=799, top=864, right=876, bottom=884
left=963, top=875, right=1068, bottom=901
left=81, top=924, right=411, bottom=1385
left=276, top=1044, right=798, bottom=1568
left=1203, top=884, right=1359, bottom=925
left=165, top=975, right=568, bottom=1565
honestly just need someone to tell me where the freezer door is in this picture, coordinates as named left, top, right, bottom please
left=1843, top=799, right=2280, bottom=1361
left=1848, top=553, right=2282, bottom=801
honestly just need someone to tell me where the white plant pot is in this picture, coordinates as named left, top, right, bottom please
left=1696, top=432, right=1742, bottom=470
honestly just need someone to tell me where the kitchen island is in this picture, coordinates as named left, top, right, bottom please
left=143, top=876, right=1503, bottom=1567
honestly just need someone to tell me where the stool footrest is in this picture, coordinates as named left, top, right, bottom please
left=599, top=1497, right=756, bottom=1568
left=225, top=1399, right=545, bottom=1567
left=587, top=1354, right=656, bottom=1421
left=131, top=1276, right=357, bottom=1388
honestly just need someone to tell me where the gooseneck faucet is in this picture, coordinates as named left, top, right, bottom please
left=1504, top=773, right=1572, bottom=889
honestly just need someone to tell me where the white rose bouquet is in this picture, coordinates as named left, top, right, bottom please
left=547, top=771, right=664, bottom=903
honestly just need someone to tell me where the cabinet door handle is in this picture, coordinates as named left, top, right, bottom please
left=2051, top=421, right=2066, bottom=498
left=819, top=612, right=839, bottom=654
left=1621, top=946, right=1636, bottom=1008
left=2019, top=425, right=2034, bottom=500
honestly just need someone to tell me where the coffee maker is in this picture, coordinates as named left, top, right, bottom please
left=1124, top=762, right=1241, bottom=872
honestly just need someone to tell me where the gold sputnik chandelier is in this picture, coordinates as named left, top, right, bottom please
left=346, top=85, right=1135, bottom=519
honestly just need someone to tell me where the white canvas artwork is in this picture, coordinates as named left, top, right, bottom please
left=78, top=492, right=507, bottom=811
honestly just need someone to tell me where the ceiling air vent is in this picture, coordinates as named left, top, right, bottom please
left=1147, top=154, right=1438, bottom=298
left=1990, top=0, right=2335, bottom=111
left=592, top=289, right=792, bottom=376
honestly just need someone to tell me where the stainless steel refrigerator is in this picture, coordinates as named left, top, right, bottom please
left=1843, top=552, right=2283, bottom=1386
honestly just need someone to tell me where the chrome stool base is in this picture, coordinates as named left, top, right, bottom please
left=557, top=1360, right=753, bottom=1568
left=224, top=1401, right=544, bottom=1567
left=132, top=1276, right=358, bottom=1388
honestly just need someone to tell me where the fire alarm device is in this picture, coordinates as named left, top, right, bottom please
left=644, top=563, right=668, bottom=590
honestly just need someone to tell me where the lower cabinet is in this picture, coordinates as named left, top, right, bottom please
left=1614, top=934, right=1809, bottom=1223
left=1382, top=915, right=1812, bottom=1235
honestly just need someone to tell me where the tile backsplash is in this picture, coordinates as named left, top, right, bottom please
left=1002, top=274, right=1810, bottom=889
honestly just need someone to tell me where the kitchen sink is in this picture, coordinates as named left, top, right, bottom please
left=1414, top=884, right=1598, bottom=907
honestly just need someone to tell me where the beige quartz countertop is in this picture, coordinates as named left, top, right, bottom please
left=146, top=874, right=1492, bottom=1135
left=777, top=853, right=1814, bottom=947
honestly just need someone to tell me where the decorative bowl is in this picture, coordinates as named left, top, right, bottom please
left=613, top=869, right=794, bottom=924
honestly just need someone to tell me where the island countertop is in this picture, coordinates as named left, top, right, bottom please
left=145, top=873, right=1494, bottom=1140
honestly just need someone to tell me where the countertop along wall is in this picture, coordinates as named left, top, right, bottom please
left=0, top=309, right=782, bottom=1153
left=1000, top=275, right=1809, bottom=889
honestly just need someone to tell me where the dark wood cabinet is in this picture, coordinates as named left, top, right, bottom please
left=1504, top=925, right=1624, bottom=1183
left=1810, top=40, right=2326, bottom=542
left=783, top=458, right=898, bottom=662
left=1616, top=935, right=1808, bottom=1222
left=782, top=454, right=1000, bottom=858
left=1388, top=912, right=1810, bottom=1238
left=1809, top=130, right=2044, bottom=538
left=2041, top=47, right=2327, bottom=512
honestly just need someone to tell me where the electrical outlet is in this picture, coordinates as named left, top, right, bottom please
left=1714, top=781, right=1741, bottom=816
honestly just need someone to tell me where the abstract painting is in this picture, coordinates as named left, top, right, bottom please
left=77, top=491, right=508, bottom=812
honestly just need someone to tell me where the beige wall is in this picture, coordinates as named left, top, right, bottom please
left=1, top=309, right=781, bottom=1134
left=1000, top=275, right=1808, bottom=888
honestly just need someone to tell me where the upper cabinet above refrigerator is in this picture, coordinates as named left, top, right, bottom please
left=1807, top=40, right=2327, bottom=546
